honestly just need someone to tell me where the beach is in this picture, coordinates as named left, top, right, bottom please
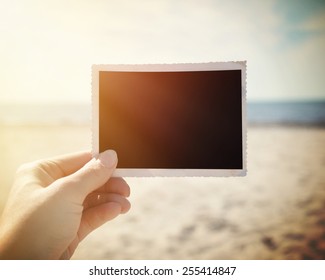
left=0, top=124, right=324, bottom=259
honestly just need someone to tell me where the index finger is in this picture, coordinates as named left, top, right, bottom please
left=94, top=177, right=130, bottom=197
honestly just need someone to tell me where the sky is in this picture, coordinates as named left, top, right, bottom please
left=0, top=0, right=325, bottom=104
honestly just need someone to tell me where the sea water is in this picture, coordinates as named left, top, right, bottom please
left=247, top=101, right=325, bottom=125
left=0, top=101, right=324, bottom=126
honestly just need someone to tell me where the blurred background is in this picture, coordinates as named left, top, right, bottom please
left=0, top=0, right=324, bottom=259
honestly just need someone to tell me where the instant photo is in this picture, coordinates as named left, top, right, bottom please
left=92, top=62, right=247, bottom=176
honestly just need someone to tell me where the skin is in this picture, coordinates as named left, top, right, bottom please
left=0, top=150, right=131, bottom=260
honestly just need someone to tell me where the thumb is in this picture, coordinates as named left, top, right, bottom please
left=58, top=150, right=118, bottom=201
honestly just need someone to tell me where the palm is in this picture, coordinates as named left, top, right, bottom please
left=27, top=153, right=129, bottom=259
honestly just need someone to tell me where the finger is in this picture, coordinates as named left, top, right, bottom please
left=53, top=150, right=118, bottom=201
left=48, top=151, right=92, bottom=176
left=84, top=193, right=131, bottom=213
left=14, top=151, right=92, bottom=186
left=94, top=177, right=130, bottom=197
left=35, top=151, right=93, bottom=180
left=78, top=202, right=121, bottom=241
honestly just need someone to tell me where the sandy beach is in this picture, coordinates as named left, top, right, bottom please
left=0, top=124, right=324, bottom=259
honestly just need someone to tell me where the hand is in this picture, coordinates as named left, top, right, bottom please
left=0, top=150, right=131, bottom=260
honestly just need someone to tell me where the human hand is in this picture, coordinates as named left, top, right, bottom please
left=0, top=150, right=130, bottom=260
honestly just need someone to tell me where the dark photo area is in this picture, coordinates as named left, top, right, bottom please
left=99, top=70, right=243, bottom=169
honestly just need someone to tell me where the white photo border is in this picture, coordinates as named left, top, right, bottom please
left=92, top=62, right=247, bottom=177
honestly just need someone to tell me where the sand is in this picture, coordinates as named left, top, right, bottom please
left=0, top=124, right=324, bottom=259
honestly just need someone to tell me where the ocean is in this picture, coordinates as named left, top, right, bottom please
left=247, top=101, right=325, bottom=125
left=0, top=103, right=91, bottom=125
left=0, top=101, right=324, bottom=126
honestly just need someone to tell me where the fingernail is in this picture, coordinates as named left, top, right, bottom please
left=98, top=150, right=118, bottom=168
